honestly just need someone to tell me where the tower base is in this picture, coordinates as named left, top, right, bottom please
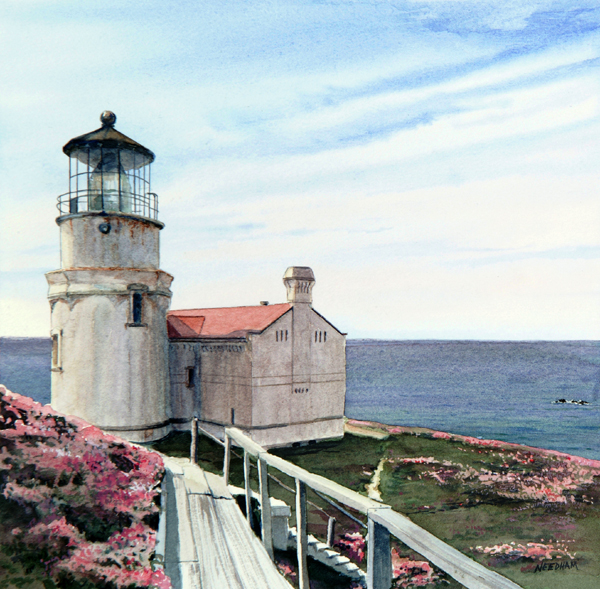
left=98, top=420, right=172, bottom=443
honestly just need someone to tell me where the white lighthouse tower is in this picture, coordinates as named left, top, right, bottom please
left=46, top=111, right=173, bottom=442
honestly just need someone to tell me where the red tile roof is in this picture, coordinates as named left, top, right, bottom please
left=167, top=303, right=292, bottom=339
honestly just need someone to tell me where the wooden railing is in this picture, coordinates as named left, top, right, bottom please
left=191, top=421, right=522, bottom=589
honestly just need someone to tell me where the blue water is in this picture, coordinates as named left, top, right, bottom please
left=0, top=338, right=51, bottom=405
left=346, top=340, right=600, bottom=460
left=1, top=338, right=599, bottom=460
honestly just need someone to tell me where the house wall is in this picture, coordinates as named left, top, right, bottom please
left=168, top=341, right=201, bottom=429
left=309, top=310, right=346, bottom=423
left=169, top=340, right=253, bottom=432
left=200, top=342, right=253, bottom=427
left=249, top=311, right=293, bottom=425
left=248, top=306, right=345, bottom=447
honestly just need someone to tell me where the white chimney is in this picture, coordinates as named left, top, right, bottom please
left=283, top=266, right=315, bottom=305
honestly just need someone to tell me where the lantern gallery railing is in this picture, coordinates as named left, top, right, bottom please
left=56, top=189, right=159, bottom=221
left=208, top=426, right=523, bottom=589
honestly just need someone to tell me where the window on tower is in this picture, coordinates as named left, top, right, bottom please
left=133, top=293, right=143, bottom=324
left=127, top=288, right=147, bottom=327
left=51, top=330, right=62, bottom=371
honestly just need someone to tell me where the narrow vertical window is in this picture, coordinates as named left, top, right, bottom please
left=52, top=335, right=59, bottom=366
left=285, top=330, right=288, bottom=341
left=315, top=331, right=318, bottom=343
left=51, top=330, right=62, bottom=371
left=276, top=331, right=279, bottom=342
left=319, top=331, right=322, bottom=342
left=132, top=292, right=143, bottom=324
left=186, top=367, right=195, bottom=388
left=231, top=408, right=235, bottom=425
left=324, top=331, right=327, bottom=342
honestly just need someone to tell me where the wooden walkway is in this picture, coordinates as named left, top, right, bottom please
left=158, top=457, right=293, bottom=589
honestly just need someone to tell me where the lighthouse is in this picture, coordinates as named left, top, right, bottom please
left=46, top=112, right=173, bottom=442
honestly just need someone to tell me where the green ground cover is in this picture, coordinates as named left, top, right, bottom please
left=153, top=422, right=600, bottom=589
left=274, top=421, right=600, bottom=589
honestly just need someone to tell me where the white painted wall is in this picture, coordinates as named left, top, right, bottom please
left=47, top=213, right=173, bottom=443
left=59, top=214, right=161, bottom=269
left=168, top=341, right=199, bottom=429
left=249, top=305, right=345, bottom=447
left=170, top=340, right=252, bottom=429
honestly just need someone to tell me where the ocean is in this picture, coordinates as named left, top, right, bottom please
left=0, top=338, right=52, bottom=406
left=346, top=340, right=600, bottom=460
left=1, top=338, right=599, bottom=460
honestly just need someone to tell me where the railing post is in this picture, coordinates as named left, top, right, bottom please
left=367, top=513, right=392, bottom=589
left=223, top=433, right=231, bottom=484
left=244, top=450, right=254, bottom=529
left=327, top=516, right=336, bottom=547
left=295, top=479, right=309, bottom=589
left=190, top=417, right=198, bottom=465
left=258, top=456, right=274, bottom=560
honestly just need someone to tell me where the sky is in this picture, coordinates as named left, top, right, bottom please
left=1, top=0, right=600, bottom=339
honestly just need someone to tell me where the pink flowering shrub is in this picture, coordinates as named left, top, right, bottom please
left=0, top=386, right=170, bottom=589
left=391, top=548, right=441, bottom=588
left=388, top=449, right=600, bottom=505
left=275, top=554, right=365, bottom=589
left=333, top=533, right=442, bottom=588
left=471, top=541, right=576, bottom=565
left=336, top=532, right=366, bottom=563
left=276, top=557, right=298, bottom=582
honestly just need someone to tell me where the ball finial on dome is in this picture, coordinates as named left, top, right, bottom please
left=100, top=111, right=117, bottom=127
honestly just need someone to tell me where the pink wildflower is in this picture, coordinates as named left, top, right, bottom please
left=391, top=548, right=440, bottom=587
left=0, top=387, right=169, bottom=589
left=336, top=532, right=366, bottom=563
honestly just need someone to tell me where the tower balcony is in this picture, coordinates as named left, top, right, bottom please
left=57, top=188, right=159, bottom=222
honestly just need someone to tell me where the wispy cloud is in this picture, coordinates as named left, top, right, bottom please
left=2, top=0, right=600, bottom=337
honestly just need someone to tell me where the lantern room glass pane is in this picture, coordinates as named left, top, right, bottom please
left=88, top=149, right=133, bottom=213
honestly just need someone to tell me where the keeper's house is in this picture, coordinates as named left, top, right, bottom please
left=167, top=267, right=346, bottom=448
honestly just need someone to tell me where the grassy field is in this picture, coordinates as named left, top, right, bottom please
left=151, top=421, right=600, bottom=589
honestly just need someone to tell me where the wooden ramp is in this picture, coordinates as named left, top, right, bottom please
left=159, top=457, right=293, bottom=589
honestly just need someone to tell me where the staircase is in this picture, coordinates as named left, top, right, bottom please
left=227, top=484, right=367, bottom=584
left=287, top=527, right=367, bottom=584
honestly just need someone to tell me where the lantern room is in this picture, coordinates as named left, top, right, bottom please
left=58, top=111, right=158, bottom=220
